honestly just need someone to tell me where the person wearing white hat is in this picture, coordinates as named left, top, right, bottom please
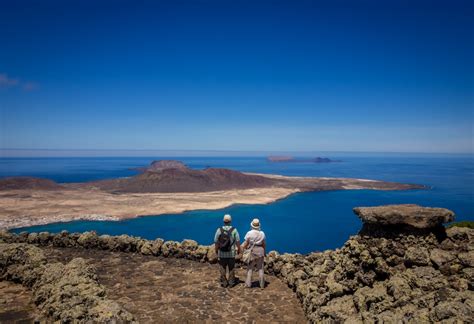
left=214, top=214, right=241, bottom=288
left=241, top=218, right=266, bottom=288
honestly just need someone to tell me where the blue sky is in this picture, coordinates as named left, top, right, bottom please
left=1, top=0, right=473, bottom=155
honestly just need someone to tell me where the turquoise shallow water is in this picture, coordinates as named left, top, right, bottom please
left=4, top=154, right=473, bottom=254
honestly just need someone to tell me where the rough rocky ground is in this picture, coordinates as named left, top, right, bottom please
left=40, top=247, right=306, bottom=323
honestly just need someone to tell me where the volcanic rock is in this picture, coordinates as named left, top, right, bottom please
left=0, top=177, right=64, bottom=191
left=83, top=167, right=275, bottom=193
left=134, top=160, right=188, bottom=172
left=0, top=243, right=135, bottom=322
left=353, top=204, right=455, bottom=229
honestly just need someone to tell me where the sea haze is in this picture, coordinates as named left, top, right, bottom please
left=4, top=154, right=473, bottom=254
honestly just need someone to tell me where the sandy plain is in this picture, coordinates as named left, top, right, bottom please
left=0, top=174, right=422, bottom=230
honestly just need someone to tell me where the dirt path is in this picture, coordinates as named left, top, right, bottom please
left=0, top=281, right=39, bottom=323
left=41, top=247, right=307, bottom=323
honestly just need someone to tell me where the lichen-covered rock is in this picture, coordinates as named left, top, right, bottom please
left=354, top=204, right=454, bottom=228
left=189, top=244, right=209, bottom=261
left=161, top=241, right=181, bottom=257
left=0, top=230, right=14, bottom=242
left=0, top=243, right=135, bottom=322
left=458, top=251, right=474, bottom=267
left=405, top=246, right=431, bottom=266
left=181, top=239, right=199, bottom=259
left=140, top=238, right=164, bottom=256
left=52, top=230, right=77, bottom=248
left=206, top=245, right=217, bottom=263
left=0, top=243, right=47, bottom=287
left=446, top=226, right=473, bottom=243
left=26, top=232, right=38, bottom=244
left=430, top=248, right=456, bottom=268
left=77, top=231, right=99, bottom=248
left=17, top=231, right=29, bottom=243
left=96, top=234, right=111, bottom=249
left=113, top=234, right=138, bottom=252
left=38, top=232, right=52, bottom=245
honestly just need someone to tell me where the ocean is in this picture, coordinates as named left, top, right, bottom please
left=3, top=154, right=473, bottom=254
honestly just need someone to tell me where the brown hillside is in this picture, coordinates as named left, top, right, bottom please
left=0, top=177, right=64, bottom=191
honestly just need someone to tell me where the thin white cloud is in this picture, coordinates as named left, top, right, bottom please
left=0, top=73, right=38, bottom=91
left=0, top=73, right=19, bottom=87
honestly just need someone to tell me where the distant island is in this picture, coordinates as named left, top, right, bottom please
left=0, top=160, right=423, bottom=229
left=131, top=160, right=188, bottom=172
left=267, top=156, right=342, bottom=163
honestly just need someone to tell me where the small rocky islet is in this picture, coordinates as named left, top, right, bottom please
left=1, top=204, right=472, bottom=323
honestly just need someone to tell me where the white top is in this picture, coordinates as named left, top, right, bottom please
left=244, top=229, right=266, bottom=246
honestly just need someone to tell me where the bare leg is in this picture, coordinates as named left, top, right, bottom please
left=257, top=257, right=265, bottom=288
left=258, top=268, right=264, bottom=288
left=245, top=262, right=253, bottom=287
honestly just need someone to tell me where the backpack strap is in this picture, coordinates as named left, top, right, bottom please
left=226, top=227, right=235, bottom=244
left=220, top=226, right=233, bottom=233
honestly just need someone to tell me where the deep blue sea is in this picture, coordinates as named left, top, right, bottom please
left=3, top=154, right=473, bottom=254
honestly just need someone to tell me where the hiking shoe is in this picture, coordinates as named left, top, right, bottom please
left=221, top=281, right=228, bottom=288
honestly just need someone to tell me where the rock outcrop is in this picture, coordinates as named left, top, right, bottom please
left=266, top=205, right=473, bottom=323
left=354, top=204, right=455, bottom=229
left=133, top=160, right=188, bottom=172
left=0, top=243, right=135, bottom=322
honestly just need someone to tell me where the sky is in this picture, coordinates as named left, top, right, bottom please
left=0, top=0, right=473, bottom=155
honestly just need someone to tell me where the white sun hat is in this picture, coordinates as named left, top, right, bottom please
left=223, top=214, right=232, bottom=222
left=251, top=218, right=261, bottom=230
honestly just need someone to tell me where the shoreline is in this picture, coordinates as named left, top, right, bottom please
left=0, top=187, right=300, bottom=230
left=10, top=191, right=304, bottom=232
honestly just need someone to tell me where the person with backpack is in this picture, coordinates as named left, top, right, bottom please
left=214, top=214, right=241, bottom=288
left=241, top=218, right=266, bottom=288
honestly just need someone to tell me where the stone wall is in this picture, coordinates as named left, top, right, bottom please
left=0, top=231, right=219, bottom=263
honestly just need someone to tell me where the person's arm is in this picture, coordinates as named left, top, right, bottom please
left=214, top=228, right=220, bottom=254
left=241, top=232, right=248, bottom=250
left=262, top=240, right=266, bottom=256
left=235, top=230, right=241, bottom=254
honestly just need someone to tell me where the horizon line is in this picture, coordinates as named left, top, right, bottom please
left=0, top=148, right=473, bottom=157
